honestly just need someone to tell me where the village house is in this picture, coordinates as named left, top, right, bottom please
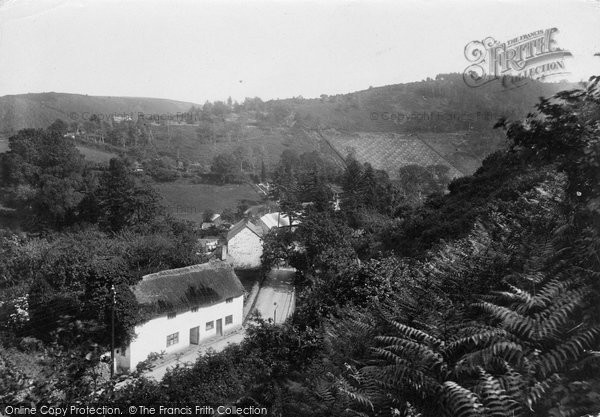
left=226, top=219, right=264, bottom=268
left=115, top=260, right=245, bottom=371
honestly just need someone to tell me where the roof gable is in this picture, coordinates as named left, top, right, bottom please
left=227, top=219, right=263, bottom=241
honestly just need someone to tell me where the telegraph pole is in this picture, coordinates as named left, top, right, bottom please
left=110, top=284, right=116, bottom=378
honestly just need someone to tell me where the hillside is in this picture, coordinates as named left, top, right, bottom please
left=148, top=124, right=341, bottom=169
left=0, top=76, right=581, bottom=181
left=0, top=92, right=199, bottom=133
left=280, top=74, right=580, bottom=133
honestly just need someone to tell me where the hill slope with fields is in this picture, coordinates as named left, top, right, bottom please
left=319, top=129, right=506, bottom=178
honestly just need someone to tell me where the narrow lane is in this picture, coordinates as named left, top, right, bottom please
left=252, top=267, right=295, bottom=324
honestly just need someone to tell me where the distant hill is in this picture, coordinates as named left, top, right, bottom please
left=278, top=74, right=581, bottom=133
left=0, top=92, right=199, bottom=133
left=0, top=76, right=583, bottom=180
left=275, top=74, right=581, bottom=177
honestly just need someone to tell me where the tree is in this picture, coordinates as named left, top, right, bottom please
left=397, top=164, right=450, bottom=206
left=341, top=156, right=364, bottom=212
left=233, top=145, right=248, bottom=172
left=96, top=158, right=162, bottom=231
left=260, top=160, right=267, bottom=183
left=211, top=153, right=242, bottom=184
left=48, top=119, right=69, bottom=135
left=0, top=128, right=87, bottom=228
left=196, top=121, right=215, bottom=144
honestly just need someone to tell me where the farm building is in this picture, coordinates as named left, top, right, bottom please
left=115, top=260, right=244, bottom=371
left=226, top=219, right=264, bottom=268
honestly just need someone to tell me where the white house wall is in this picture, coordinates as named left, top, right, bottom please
left=228, top=228, right=262, bottom=268
left=118, top=295, right=243, bottom=371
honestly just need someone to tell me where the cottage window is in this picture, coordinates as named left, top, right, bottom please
left=226, top=297, right=233, bottom=304
left=206, top=321, right=214, bottom=331
left=191, top=306, right=199, bottom=312
left=166, top=332, right=179, bottom=347
left=167, top=312, right=177, bottom=319
left=225, top=315, right=233, bottom=325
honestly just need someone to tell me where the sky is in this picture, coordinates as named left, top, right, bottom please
left=0, top=0, right=598, bottom=104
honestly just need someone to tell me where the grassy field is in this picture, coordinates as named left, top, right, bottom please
left=155, top=180, right=263, bottom=223
left=0, top=137, right=118, bottom=165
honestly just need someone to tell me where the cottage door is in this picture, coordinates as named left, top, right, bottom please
left=189, top=326, right=199, bottom=345
left=216, top=319, right=223, bottom=336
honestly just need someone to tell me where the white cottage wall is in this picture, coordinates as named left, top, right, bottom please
left=118, top=294, right=243, bottom=371
left=228, top=227, right=262, bottom=268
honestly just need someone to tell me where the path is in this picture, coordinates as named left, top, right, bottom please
left=252, top=267, right=295, bottom=323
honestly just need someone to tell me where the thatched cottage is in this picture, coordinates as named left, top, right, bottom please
left=115, top=260, right=245, bottom=371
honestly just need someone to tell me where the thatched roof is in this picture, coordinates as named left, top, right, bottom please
left=134, top=260, right=245, bottom=321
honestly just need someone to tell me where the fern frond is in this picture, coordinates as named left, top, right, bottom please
left=476, top=302, right=536, bottom=339
left=447, top=329, right=511, bottom=355
left=495, top=365, right=526, bottom=401
left=537, top=326, right=600, bottom=377
left=389, top=320, right=442, bottom=346
left=455, top=342, right=524, bottom=374
left=533, top=278, right=573, bottom=307
left=475, top=368, right=523, bottom=417
left=532, top=289, right=586, bottom=339
left=373, top=337, right=445, bottom=367
left=440, top=381, right=484, bottom=417
left=526, top=374, right=560, bottom=407
left=493, top=285, right=538, bottom=314
left=360, top=364, right=440, bottom=399
left=338, top=387, right=374, bottom=412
